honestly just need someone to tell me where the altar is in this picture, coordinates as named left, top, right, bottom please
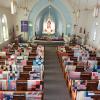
left=34, top=6, right=64, bottom=46
left=34, top=34, right=64, bottom=45
left=34, top=39, right=64, bottom=45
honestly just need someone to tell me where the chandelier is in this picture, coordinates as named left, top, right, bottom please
left=18, top=0, right=30, bottom=16
left=47, top=0, right=53, bottom=20
left=75, top=0, right=80, bottom=25
left=11, top=0, right=30, bottom=15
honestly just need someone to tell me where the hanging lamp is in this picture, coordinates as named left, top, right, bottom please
left=93, top=0, right=99, bottom=18
left=11, top=0, right=17, bottom=14
left=76, top=0, right=81, bottom=25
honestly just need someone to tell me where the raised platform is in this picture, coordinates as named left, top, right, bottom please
left=34, top=40, right=64, bottom=46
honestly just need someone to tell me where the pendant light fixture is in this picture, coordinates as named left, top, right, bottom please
left=93, top=0, right=99, bottom=18
left=17, top=0, right=29, bottom=16
left=11, top=0, right=17, bottom=14
left=76, top=0, right=80, bottom=25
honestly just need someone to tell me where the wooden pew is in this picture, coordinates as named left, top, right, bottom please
left=70, top=57, right=77, bottom=62
left=16, top=80, right=27, bottom=91
left=97, top=61, right=100, bottom=65
left=75, top=66, right=84, bottom=72
left=91, top=91, right=100, bottom=100
left=89, top=51, right=96, bottom=57
left=19, top=72, right=29, bottom=80
left=80, top=72, right=92, bottom=80
left=88, top=57, right=96, bottom=60
left=29, top=52, right=37, bottom=56
left=0, top=61, right=5, bottom=65
left=91, top=96, right=100, bottom=100
left=13, top=92, right=26, bottom=100
left=24, top=65, right=32, bottom=67
left=96, top=57, right=100, bottom=61
left=23, top=66, right=32, bottom=71
left=73, top=62, right=77, bottom=65
left=68, top=53, right=74, bottom=57
left=27, top=60, right=33, bottom=65
left=28, top=56, right=35, bottom=61
left=86, top=80, right=98, bottom=91
left=65, top=46, right=71, bottom=51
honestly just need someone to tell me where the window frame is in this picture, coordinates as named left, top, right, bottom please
left=0, top=14, right=9, bottom=44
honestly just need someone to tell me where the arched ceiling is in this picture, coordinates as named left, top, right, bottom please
left=0, top=0, right=10, bottom=8
left=0, top=0, right=99, bottom=10
left=28, top=0, right=72, bottom=39
left=35, top=5, right=63, bottom=35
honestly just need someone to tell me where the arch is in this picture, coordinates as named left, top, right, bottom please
left=28, top=0, right=73, bottom=40
left=35, top=5, right=65, bottom=36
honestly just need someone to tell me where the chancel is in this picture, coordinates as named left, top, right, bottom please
left=43, top=6, right=55, bottom=35
left=0, top=0, right=100, bottom=100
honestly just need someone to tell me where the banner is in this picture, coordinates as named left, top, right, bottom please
left=21, top=21, right=28, bottom=32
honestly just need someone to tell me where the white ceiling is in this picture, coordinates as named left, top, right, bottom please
left=0, top=0, right=11, bottom=8
left=0, top=0, right=99, bottom=10
left=69, top=0, right=100, bottom=10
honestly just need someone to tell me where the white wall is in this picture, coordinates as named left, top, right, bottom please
left=0, top=6, right=16, bottom=38
left=73, top=11, right=88, bottom=34
left=70, top=9, right=100, bottom=50
left=85, top=11, right=100, bottom=49
left=15, top=0, right=74, bottom=39
left=0, top=6, right=16, bottom=48
left=15, top=0, right=100, bottom=49
left=15, top=1, right=36, bottom=36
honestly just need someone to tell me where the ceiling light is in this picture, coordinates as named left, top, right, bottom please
left=96, top=22, right=99, bottom=26
left=93, top=7, right=99, bottom=17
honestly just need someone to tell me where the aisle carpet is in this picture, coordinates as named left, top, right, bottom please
left=44, top=46, right=71, bottom=100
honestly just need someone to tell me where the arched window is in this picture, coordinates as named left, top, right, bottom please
left=0, top=14, right=9, bottom=43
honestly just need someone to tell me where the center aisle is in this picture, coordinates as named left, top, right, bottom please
left=44, top=46, right=71, bottom=100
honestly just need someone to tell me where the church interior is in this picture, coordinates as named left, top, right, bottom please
left=0, top=0, right=100, bottom=100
